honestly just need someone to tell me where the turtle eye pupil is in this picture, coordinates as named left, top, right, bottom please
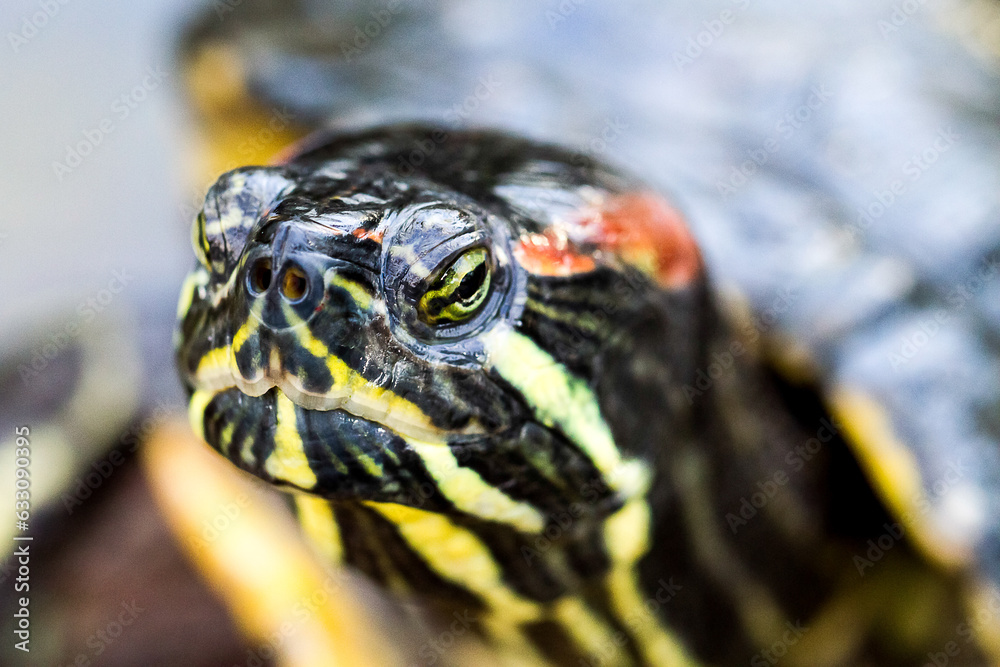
left=454, top=261, right=487, bottom=301
left=248, top=257, right=272, bottom=294
left=417, top=247, right=492, bottom=325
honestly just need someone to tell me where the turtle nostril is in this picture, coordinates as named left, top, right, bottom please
left=248, top=257, right=272, bottom=295
left=280, top=265, right=309, bottom=302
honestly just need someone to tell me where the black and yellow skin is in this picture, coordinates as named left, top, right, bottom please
left=175, top=126, right=981, bottom=666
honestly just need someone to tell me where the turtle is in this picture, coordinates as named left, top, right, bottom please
left=4, top=0, right=1000, bottom=665
left=169, top=2, right=1000, bottom=663
left=175, top=121, right=998, bottom=667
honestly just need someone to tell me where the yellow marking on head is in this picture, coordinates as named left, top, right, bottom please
left=367, top=502, right=552, bottom=662
left=195, top=345, right=238, bottom=390
left=406, top=439, right=546, bottom=533
left=482, top=326, right=645, bottom=495
left=283, top=309, right=460, bottom=443
left=177, top=268, right=209, bottom=319
left=603, top=498, right=699, bottom=667
left=605, top=567, right=698, bottom=667
left=232, top=304, right=261, bottom=356
left=831, top=388, right=971, bottom=569
left=191, top=211, right=211, bottom=269
left=264, top=391, right=317, bottom=490
left=294, top=494, right=343, bottom=564
left=368, top=502, right=541, bottom=622
left=326, top=453, right=349, bottom=475
left=218, top=199, right=249, bottom=234
left=209, top=263, right=244, bottom=307
left=329, top=272, right=374, bottom=312
left=188, top=389, right=218, bottom=441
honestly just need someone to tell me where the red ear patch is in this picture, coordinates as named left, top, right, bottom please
left=579, top=192, right=702, bottom=288
left=352, top=227, right=384, bottom=243
left=514, top=229, right=597, bottom=276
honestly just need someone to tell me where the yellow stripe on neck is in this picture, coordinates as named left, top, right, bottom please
left=406, top=439, right=546, bottom=533
left=188, top=388, right=218, bottom=441
left=368, top=502, right=541, bottom=620
left=367, top=502, right=549, bottom=662
left=604, top=499, right=699, bottom=667
left=294, top=494, right=344, bottom=564
left=481, top=325, right=647, bottom=497
left=265, top=390, right=317, bottom=490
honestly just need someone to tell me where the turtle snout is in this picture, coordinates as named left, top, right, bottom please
left=245, top=254, right=325, bottom=327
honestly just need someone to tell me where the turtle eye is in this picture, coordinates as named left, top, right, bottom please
left=197, top=167, right=296, bottom=277
left=417, top=248, right=492, bottom=325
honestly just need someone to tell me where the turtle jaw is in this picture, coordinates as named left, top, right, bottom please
left=189, top=385, right=448, bottom=502
left=189, top=383, right=633, bottom=537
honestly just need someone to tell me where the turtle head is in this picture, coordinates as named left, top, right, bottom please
left=175, top=127, right=708, bottom=533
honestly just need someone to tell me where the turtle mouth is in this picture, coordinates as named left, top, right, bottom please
left=192, top=315, right=483, bottom=446
left=196, top=362, right=481, bottom=446
left=270, top=377, right=484, bottom=445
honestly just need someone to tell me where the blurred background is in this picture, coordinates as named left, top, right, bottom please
left=1, top=0, right=1000, bottom=665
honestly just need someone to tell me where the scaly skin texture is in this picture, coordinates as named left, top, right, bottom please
left=175, top=126, right=981, bottom=666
